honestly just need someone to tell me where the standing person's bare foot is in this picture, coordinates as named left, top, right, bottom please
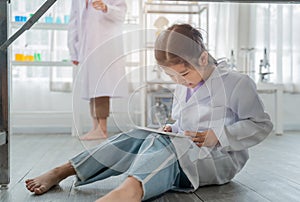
left=96, top=176, right=143, bottom=202
left=80, top=117, right=98, bottom=139
left=25, top=163, right=76, bottom=195
left=80, top=118, right=108, bottom=140
left=79, top=126, right=108, bottom=140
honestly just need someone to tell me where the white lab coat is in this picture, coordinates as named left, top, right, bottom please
left=169, top=65, right=273, bottom=191
left=68, top=0, right=128, bottom=99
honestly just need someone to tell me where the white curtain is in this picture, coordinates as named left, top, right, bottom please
left=208, top=3, right=239, bottom=60
left=208, top=3, right=300, bottom=93
left=252, top=4, right=300, bottom=92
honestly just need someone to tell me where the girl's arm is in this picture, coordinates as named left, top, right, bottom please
left=217, top=75, right=273, bottom=151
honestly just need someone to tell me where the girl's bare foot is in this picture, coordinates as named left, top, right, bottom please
left=25, top=163, right=75, bottom=195
left=96, top=176, right=143, bottom=202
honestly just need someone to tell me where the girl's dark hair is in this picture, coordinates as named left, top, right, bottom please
left=154, top=24, right=217, bottom=68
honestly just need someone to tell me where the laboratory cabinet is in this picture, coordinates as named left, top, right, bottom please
left=9, top=0, right=72, bottom=92
left=8, top=0, right=75, bottom=133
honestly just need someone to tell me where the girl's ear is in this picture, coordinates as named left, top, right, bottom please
left=198, top=51, right=208, bottom=66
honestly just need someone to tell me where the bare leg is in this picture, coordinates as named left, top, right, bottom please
left=81, top=117, right=98, bottom=135
left=96, top=176, right=143, bottom=202
left=92, top=117, right=99, bottom=130
left=99, top=118, right=108, bottom=137
left=80, top=118, right=108, bottom=140
left=25, top=162, right=76, bottom=195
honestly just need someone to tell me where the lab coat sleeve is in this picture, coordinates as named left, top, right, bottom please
left=169, top=86, right=181, bottom=133
left=103, top=0, right=127, bottom=23
left=217, top=76, right=273, bottom=151
left=67, top=0, right=79, bottom=61
left=169, top=120, right=179, bottom=133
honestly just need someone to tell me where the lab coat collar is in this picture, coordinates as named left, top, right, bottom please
left=207, top=60, right=231, bottom=79
left=204, top=65, right=229, bottom=91
left=181, top=65, right=229, bottom=106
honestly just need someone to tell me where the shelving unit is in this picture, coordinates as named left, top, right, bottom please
left=8, top=0, right=145, bottom=134
left=8, top=0, right=73, bottom=93
left=7, top=0, right=75, bottom=135
left=9, top=20, right=72, bottom=91
left=142, top=1, right=209, bottom=127
left=11, top=22, right=69, bottom=30
left=11, top=61, right=72, bottom=67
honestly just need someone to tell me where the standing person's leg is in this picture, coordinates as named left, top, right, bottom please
left=80, top=98, right=100, bottom=138
left=95, top=96, right=109, bottom=138
left=96, top=134, right=184, bottom=202
left=81, top=97, right=109, bottom=140
left=25, top=130, right=150, bottom=195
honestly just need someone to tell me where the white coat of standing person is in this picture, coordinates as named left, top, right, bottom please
left=68, top=0, right=128, bottom=140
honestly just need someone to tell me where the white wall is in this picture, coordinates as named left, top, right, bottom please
left=11, top=79, right=142, bottom=134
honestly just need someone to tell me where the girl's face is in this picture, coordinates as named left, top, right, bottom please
left=161, top=63, right=203, bottom=88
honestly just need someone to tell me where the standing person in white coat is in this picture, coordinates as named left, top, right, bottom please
left=68, top=0, right=128, bottom=140
left=25, top=24, right=273, bottom=201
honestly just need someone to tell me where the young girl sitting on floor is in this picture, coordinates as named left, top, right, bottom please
left=25, top=24, right=273, bottom=202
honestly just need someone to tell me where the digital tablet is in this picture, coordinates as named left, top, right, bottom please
left=135, top=126, right=187, bottom=138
